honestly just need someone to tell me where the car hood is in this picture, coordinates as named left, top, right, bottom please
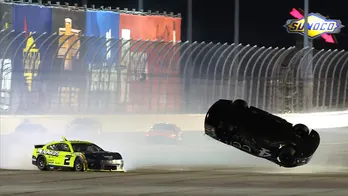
left=82, top=151, right=122, bottom=160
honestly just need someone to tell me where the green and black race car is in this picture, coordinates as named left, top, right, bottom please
left=32, top=137, right=124, bottom=172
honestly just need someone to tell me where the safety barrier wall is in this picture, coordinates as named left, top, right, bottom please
left=1, top=110, right=348, bottom=134
left=1, top=31, right=348, bottom=115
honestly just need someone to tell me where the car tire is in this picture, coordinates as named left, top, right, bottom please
left=233, top=99, right=248, bottom=109
left=37, top=156, right=47, bottom=171
left=74, top=158, right=85, bottom=172
left=278, top=146, right=296, bottom=166
left=293, top=124, right=310, bottom=138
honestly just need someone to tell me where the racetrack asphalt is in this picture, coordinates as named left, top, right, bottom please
left=1, top=167, right=348, bottom=196
left=2, top=127, right=348, bottom=195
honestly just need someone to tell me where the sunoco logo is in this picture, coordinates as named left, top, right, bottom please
left=284, top=13, right=344, bottom=39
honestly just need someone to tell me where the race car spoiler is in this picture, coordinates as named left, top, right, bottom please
left=34, top=144, right=45, bottom=148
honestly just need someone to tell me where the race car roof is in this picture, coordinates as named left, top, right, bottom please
left=60, top=137, right=93, bottom=144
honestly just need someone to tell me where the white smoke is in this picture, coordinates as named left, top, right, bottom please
left=1, top=117, right=348, bottom=174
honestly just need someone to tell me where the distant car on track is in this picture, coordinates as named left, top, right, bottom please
left=32, top=136, right=124, bottom=172
left=145, top=123, right=183, bottom=144
left=204, top=99, right=320, bottom=168
left=14, top=119, right=47, bottom=134
left=6, top=119, right=55, bottom=144
left=65, top=117, right=102, bottom=137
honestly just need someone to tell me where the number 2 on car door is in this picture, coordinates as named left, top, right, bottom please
left=64, top=155, right=72, bottom=166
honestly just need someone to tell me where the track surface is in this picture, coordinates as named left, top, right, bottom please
left=1, top=168, right=348, bottom=195
left=2, top=127, right=348, bottom=195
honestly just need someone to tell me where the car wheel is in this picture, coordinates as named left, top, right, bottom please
left=233, top=99, right=248, bottom=109
left=278, top=146, right=296, bottom=166
left=293, top=124, right=310, bottom=138
left=74, top=158, right=85, bottom=172
left=37, top=156, right=47, bottom=171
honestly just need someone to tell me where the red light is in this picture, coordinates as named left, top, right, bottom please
left=289, top=8, right=336, bottom=43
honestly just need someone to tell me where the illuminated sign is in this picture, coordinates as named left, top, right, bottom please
left=285, top=9, right=344, bottom=43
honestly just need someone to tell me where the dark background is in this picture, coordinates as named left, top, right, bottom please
left=59, top=0, right=347, bottom=50
left=52, top=8, right=86, bottom=34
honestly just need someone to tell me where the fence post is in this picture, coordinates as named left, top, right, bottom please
left=227, top=44, right=250, bottom=99
left=241, top=46, right=265, bottom=100
left=219, top=44, right=242, bottom=99
left=315, top=50, right=337, bottom=109
left=248, top=47, right=272, bottom=105
left=205, top=43, right=227, bottom=105
left=266, top=47, right=294, bottom=112
left=333, top=53, right=348, bottom=109
left=322, top=50, right=345, bottom=109
left=182, top=42, right=206, bottom=112
left=197, top=43, right=220, bottom=109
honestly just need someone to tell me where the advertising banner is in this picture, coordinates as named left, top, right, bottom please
left=119, top=13, right=182, bottom=112
left=51, top=8, right=87, bottom=111
left=85, top=10, right=120, bottom=66
left=147, top=15, right=181, bottom=42
left=7, top=4, right=53, bottom=113
left=86, top=10, right=119, bottom=38
left=12, top=3, right=52, bottom=88
left=285, top=8, right=343, bottom=43
left=52, top=8, right=86, bottom=71
left=13, top=4, right=52, bottom=34
left=0, top=3, right=13, bottom=30
left=119, top=14, right=181, bottom=41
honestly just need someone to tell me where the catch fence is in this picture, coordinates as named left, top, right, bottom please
left=0, top=31, right=347, bottom=114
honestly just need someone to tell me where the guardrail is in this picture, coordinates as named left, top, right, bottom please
left=1, top=31, right=348, bottom=114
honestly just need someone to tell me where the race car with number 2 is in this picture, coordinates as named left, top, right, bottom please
left=32, top=137, right=124, bottom=172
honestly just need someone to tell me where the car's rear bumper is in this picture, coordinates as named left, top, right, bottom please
left=32, top=156, right=37, bottom=166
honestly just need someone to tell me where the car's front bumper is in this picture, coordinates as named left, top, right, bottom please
left=87, top=159, right=124, bottom=171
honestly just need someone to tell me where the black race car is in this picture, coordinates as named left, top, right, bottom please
left=204, top=99, right=320, bottom=168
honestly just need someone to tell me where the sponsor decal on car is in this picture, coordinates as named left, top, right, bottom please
left=37, top=149, right=59, bottom=156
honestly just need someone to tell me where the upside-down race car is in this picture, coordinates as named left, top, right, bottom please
left=32, top=137, right=124, bottom=172
left=204, top=99, right=320, bottom=168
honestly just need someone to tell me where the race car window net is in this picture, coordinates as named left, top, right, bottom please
left=56, top=143, right=71, bottom=152
left=47, top=145, right=57, bottom=150
left=71, top=143, right=104, bottom=153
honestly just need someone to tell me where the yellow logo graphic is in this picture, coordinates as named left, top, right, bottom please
left=23, top=32, right=40, bottom=92
left=284, top=13, right=344, bottom=39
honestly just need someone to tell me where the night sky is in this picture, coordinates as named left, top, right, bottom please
left=77, top=0, right=347, bottom=50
